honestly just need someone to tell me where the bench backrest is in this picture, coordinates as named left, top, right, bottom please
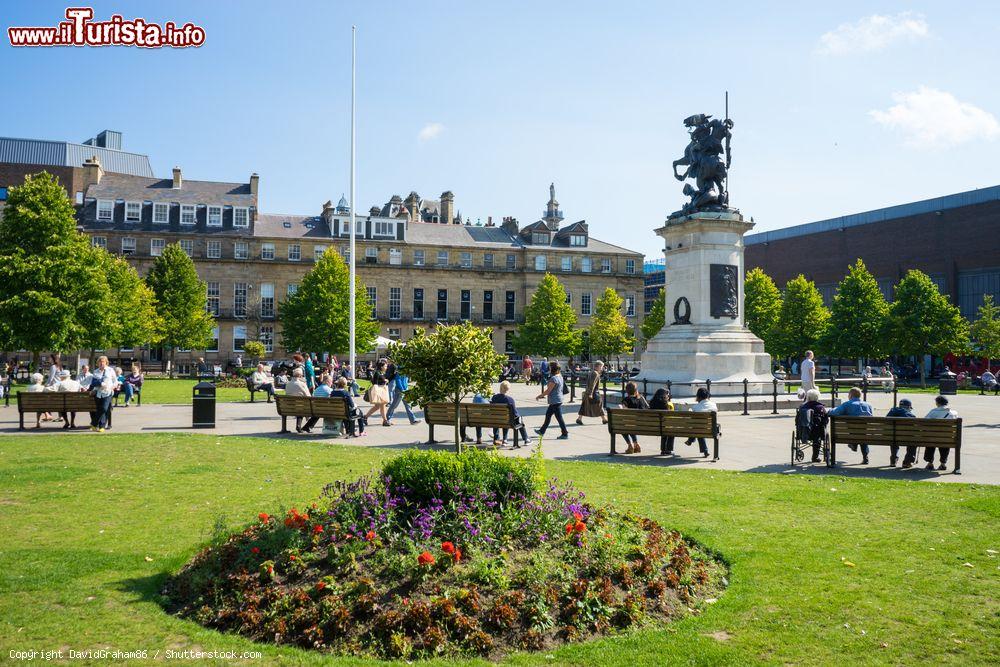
left=274, top=394, right=351, bottom=418
left=424, top=402, right=516, bottom=427
left=274, top=395, right=313, bottom=417
left=63, top=393, right=97, bottom=411
left=17, top=392, right=68, bottom=411
left=310, top=397, right=350, bottom=419
left=830, top=416, right=962, bottom=448
left=607, top=408, right=717, bottom=438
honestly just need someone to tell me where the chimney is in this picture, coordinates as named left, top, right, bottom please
left=82, top=155, right=104, bottom=187
left=487, top=215, right=493, bottom=227
left=440, top=191, right=455, bottom=225
left=172, top=167, right=182, bottom=189
left=501, top=216, right=519, bottom=236
left=250, top=172, right=259, bottom=196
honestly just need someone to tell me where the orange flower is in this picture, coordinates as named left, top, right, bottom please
left=441, top=541, right=456, bottom=554
left=316, top=581, right=326, bottom=591
left=366, top=530, right=375, bottom=541
left=565, top=522, right=574, bottom=535
left=574, top=521, right=587, bottom=533
left=573, top=512, right=583, bottom=521
left=258, top=512, right=270, bottom=523
left=417, top=551, right=435, bottom=566
left=454, top=548, right=462, bottom=563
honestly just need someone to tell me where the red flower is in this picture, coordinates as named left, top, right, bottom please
left=573, top=512, right=583, bottom=521
left=441, top=541, right=456, bottom=554
left=565, top=522, right=574, bottom=535
left=417, top=551, right=435, bottom=566
left=316, top=581, right=326, bottom=591
left=289, top=555, right=297, bottom=561
left=574, top=521, right=587, bottom=533
left=258, top=512, right=270, bottom=523
left=313, top=524, right=324, bottom=533
left=366, top=530, right=376, bottom=541
left=251, top=547, right=260, bottom=554
left=454, top=548, right=462, bottom=563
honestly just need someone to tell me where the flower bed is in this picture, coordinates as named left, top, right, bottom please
left=164, top=449, right=727, bottom=659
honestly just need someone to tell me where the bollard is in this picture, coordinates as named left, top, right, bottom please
left=642, top=378, right=648, bottom=399
left=829, top=378, right=838, bottom=409
left=893, top=383, right=898, bottom=408
left=602, top=376, right=608, bottom=410
left=862, top=376, right=868, bottom=402
left=742, top=378, right=749, bottom=415
left=570, top=372, right=576, bottom=403
left=772, top=378, right=778, bottom=414
left=705, top=378, right=712, bottom=397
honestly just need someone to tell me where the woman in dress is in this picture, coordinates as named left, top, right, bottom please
left=364, top=359, right=392, bottom=426
left=576, top=360, right=607, bottom=425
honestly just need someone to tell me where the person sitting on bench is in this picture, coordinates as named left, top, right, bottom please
left=828, top=386, right=874, bottom=464
left=796, top=388, right=829, bottom=463
left=330, top=377, right=367, bottom=437
left=284, top=368, right=312, bottom=432
left=251, top=363, right=276, bottom=402
left=886, top=398, right=917, bottom=468
left=923, top=395, right=958, bottom=471
left=620, top=381, right=649, bottom=454
left=649, top=388, right=676, bottom=455
left=490, top=381, right=532, bottom=449
left=684, top=388, right=717, bottom=458
left=123, top=363, right=143, bottom=406
left=55, top=369, right=82, bottom=427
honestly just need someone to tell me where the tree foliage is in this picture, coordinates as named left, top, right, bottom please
left=145, top=243, right=215, bottom=375
left=589, top=288, right=634, bottom=360
left=242, top=340, right=266, bottom=361
left=0, top=171, right=79, bottom=256
left=744, top=267, right=782, bottom=356
left=971, top=294, right=1000, bottom=363
left=886, top=270, right=969, bottom=386
left=89, top=254, right=162, bottom=351
left=770, top=275, right=830, bottom=361
left=513, top=273, right=581, bottom=357
left=819, top=259, right=889, bottom=361
left=390, top=322, right=506, bottom=452
left=279, top=249, right=378, bottom=355
left=641, top=288, right=665, bottom=343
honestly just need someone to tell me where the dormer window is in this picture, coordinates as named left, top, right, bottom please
left=374, top=220, right=395, bottom=237
left=531, top=231, right=549, bottom=245
left=153, top=202, right=169, bottom=224
left=96, top=200, right=114, bottom=222
left=180, top=205, right=196, bottom=225
left=233, top=207, right=249, bottom=228
left=570, top=234, right=587, bottom=247
left=125, top=201, right=141, bottom=222
left=207, top=206, right=223, bottom=227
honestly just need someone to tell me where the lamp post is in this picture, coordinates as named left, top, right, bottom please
left=348, top=25, right=357, bottom=372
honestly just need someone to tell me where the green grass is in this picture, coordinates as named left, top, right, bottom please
left=0, top=435, right=997, bottom=666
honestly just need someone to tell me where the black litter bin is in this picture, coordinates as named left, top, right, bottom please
left=938, top=377, right=958, bottom=395
left=193, top=381, right=216, bottom=428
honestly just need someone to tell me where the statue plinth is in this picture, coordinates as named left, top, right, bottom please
left=639, top=210, right=773, bottom=396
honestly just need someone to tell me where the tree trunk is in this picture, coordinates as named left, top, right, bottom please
left=919, top=358, right=927, bottom=389
left=169, top=347, right=176, bottom=379
left=31, top=350, right=40, bottom=374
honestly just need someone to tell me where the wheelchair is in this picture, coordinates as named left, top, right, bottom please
left=791, top=406, right=829, bottom=466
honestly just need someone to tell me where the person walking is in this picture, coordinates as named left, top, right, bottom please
left=534, top=361, right=569, bottom=440
left=539, top=357, right=550, bottom=389
left=649, top=388, right=676, bottom=455
left=800, top=350, right=816, bottom=393
left=576, top=360, right=607, bottom=425
left=886, top=398, right=916, bottom=467
left=364, top=360, right=391, bottom=426
left=490, top=381, right=532, bottom=448
left=620, top=381, right=648, bottom=454
left=304, top=354, right=316, bottom=392
left=923, top=395, right=958, bottom=471
left=88, top=356, right=117, bottom=433
left=522, top=355, right=533, bottom=384
left=386, top=370, right=420, bottom=425
left=828, top=386, right=874, bottom=464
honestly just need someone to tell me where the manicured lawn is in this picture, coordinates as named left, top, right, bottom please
left=0, top=435, right=997, bottom=665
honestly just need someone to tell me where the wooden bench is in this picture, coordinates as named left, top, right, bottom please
left=246, top=377, right=277, bottom=403
left=16, top=392, right=110, bottom=430
left=274, top=394, right=350, bottom=433
left=113, top=385, right=142, bottom=407
left=829, top=416, right=963, bottom=473
left=423, top=402, right=521, bottom=447
left=607, top=408, right=720, bottom=460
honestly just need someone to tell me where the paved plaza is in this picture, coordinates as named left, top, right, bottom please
left=4, top=382, right=997, bottom=485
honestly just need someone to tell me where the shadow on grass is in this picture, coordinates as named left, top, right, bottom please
left=116, top=570, right=171, bottom=609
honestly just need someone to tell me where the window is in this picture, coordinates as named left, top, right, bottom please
left=461, top=290, right=471, bottom=320
left=437, top=250, right=448, bottom=267
left=565, top=292, right=572, bottom=305
left=365, top=247, right=377, bottom=264
left=153, top=202, right=169, bottom=224
left=233, top=207, right=249, bottom=228
left=234, top=283, right=248, bottom=317
left=437, top=289, right=448, bottom=320
left=121, top=237, right=136, bottom=255
left=288, top=244, right=301, bottom=261
left=314, top=245, right=327, bottom=261
left=207, top=240, right=221, bottom=259
left=233, top=325, right=247, bottom=352
left=366, top=286, right=377, bottom=312
left=460, top=252, right=472, bottom=268
left=261, top=242, right=275, bottom=260
left=260, top=283, right=275, bottom=318
left=260, top=325, right=274, bottom=353
left=373, top=220, right=394, bottom=237
left=570, top=234, right=586, bottom=247
left=207, top=326, right=219, bottom=353
left=505, top=330, right=515, bottom=354
left=413, top=288, right=424, bottom=319
left=413, top=249, right=425, bottom=266
left=484, top=253, right=494, bottom=269
left=625, top=258, right=636, bottom=274
left=206, top=282, right=220, bottom=316
left=125, top=201, right=141, bottom=222
left=180, top=205, right=196, bottom=225
left=389, top=248, right=402, bottom=265
left=535, top=255, right=547, bottom=271
left=151, top=238, right=165, bottom=256
left=506, top=254, right=516, bottom=270
left=505, top=291, right=516, bottom=321
left=581, top=292, right=592, bottom=316
left=341, top=246, right=351, bottom=263
left=96, top=200, right=113, bottom=221
left=340, top=217, right=364, bottom=237
left=531, top=232, right=549, bottom=245
left=389, top=286, right=401, bottom=320
left=601, top=258, right=612, bottom=273
left=91, top=236, right=107, bottom=249
left=235, top=241, right=249, bottom=259
left=483, top=290, right=494, bottom=321
left=287, top=283, right=298, bottom=297
left=561, top=256, right=572, bottom=272
left=387, top=328, right=401, bottom=341
left=180, top=239, right=194, bottom=257
left=581, top=256, right=592, bottom=273
left=625, top=295, right=635, bottom=317
left=207, top=206, right=222, bottom=227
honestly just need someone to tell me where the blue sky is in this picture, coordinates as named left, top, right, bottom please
left=2, top=1, right=999, bottom=259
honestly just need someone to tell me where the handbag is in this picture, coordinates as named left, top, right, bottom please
left=561, top=378, right=570, bottom=395
left=363, top=386, right=373, bottom=403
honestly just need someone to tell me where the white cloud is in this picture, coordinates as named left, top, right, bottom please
left=869, top=86, right=1000, bottom=149
left=817, top=12, right=928, bottom=55
left=417, top=122, right=445, bottom=142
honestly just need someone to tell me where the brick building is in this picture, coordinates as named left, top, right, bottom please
left=1, top=132, right=645, bottom=369
left=745, top=186, right=1000, bottom=319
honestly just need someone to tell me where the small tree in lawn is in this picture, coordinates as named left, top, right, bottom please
left=390, top=322, right=505, bottom=453
left=88, top=254, right=162, bottom=354
left=770, top=275, right=830, bottom=362
left=242, top=340, right=266, bottom=367
left=886, top=270, right=969, bottom=387
left=744, top=267, right=782, bottom=357
left=971, top=294, right=1000, bottom=370
left=641, top=288, right=666, bottom=344
left=279, top=249, right=378, bottom=356
left=590, top=288, right=635, bottom=366
left=145, top=243, right=215, bottom=377
left=513, top=273, right=581, bottom=359
left=819, top=259, right=889, bottom=366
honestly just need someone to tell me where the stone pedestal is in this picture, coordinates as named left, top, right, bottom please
left=640, top=210, right=773, bottom=396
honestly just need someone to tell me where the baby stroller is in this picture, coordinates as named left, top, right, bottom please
left=791, top=403, right=830, bottom=466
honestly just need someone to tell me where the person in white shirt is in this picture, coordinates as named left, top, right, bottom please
left=923, top=395, right=958, bottom=471
left=685, top=387, right=718, bottom=458
left=89, top=356, right=117, bottom=432
left=800, top=350, right=816, bottom=392
left=251, top=363, right=276, bottom=403
left=981, top=370, right=998, bottom=392
left=283, top=368, right=312, bottom=432
left=24, top=372, right=46, bottom=428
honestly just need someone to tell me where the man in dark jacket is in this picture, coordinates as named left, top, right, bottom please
left=886, top=398, right=916, bottom=468
left=797, top=388, right=828, bottom=462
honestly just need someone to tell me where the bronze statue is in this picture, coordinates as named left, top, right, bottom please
left=672, top=113, right=734, bottom=214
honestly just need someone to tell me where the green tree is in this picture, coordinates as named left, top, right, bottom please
left=145, top=243, right=216, bottom=377
left=0, top=171, right=79, bottom=256
left=590, top=287, right=634, bottom=363
left=770, top=275, right=830, bottom=361
left=390, top=322, right=506, bottom=453
left=513, top=273, right=581, bottom=358
left=88, top=254, right=162, bottom=353
left=819, top=260, right=889, bottom=363
left=885, top=270, right=969, bottom=387
left=641, top=288, right=666, bottom=343
left=243, top=340, right=266, bottom=365
left=744, top=267, right=782, bottom=356
left=971, top=294, right=1000, bottom=367
left=279, top=249, right=378, bottom=355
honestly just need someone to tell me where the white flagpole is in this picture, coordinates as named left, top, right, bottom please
left=349, top=25, right=357, bottom=372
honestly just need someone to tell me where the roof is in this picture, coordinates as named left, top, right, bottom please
left=86, top=173, right=254, bottom=206
left=746, top=184, right=1000, bottom=245
left=405, top=222, right=520, bottom=248
left=0, top=136, right=154, bottom=177
left=255, top=214, right=332, bottom=239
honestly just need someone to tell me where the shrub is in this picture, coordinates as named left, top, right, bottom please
left=381, top=448, right=541, bottom=504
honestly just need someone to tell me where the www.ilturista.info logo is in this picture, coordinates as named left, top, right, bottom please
left=8, top=7, right=205, bottom=48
